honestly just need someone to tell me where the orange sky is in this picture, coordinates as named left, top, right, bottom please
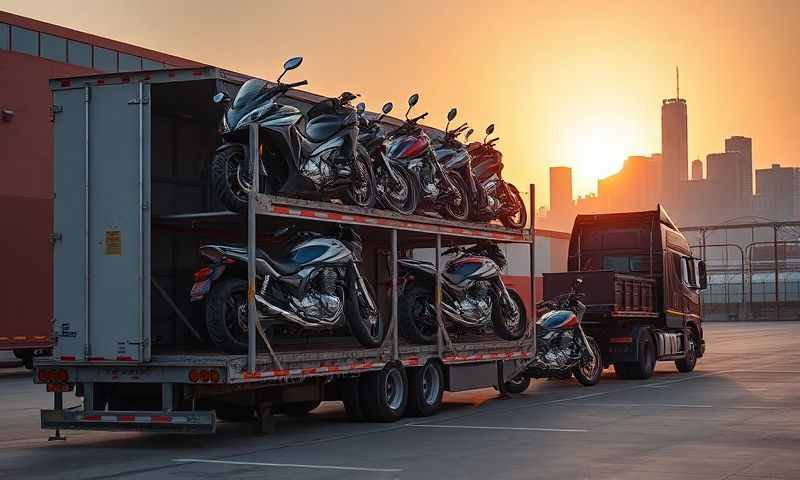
left=5, top=0, right=800, bottom=209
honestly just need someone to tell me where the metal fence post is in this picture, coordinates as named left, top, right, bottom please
left=247, top=124, right=259, bottom=373
left=774, top=225, right=780, bottom=320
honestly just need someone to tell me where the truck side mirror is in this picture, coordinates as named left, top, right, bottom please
left=695, top=259, right=707, bottom=290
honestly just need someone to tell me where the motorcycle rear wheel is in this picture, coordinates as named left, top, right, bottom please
left=345, top=146, right=377, bottom=208
left=377, top=163, right=419, bottom=215
left=205, top=277, right=250, bottom=353
left=491, top=289, right=527, bottom=340
left=499, top=184, right=528, bottom=229
left=346, top=273, right=385, bottom=347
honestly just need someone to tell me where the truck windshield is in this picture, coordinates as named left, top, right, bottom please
left=603, top=255, right=647, bottom=272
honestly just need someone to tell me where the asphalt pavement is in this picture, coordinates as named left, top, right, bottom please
left=1, top=321, right=798, bottom=480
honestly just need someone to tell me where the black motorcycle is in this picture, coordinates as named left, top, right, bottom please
left=385, top=94, right=470, bottom=220
left=190, top=225, right=384, bottom=353
left=356, top=101, right=419, bottom=215
left=397, top=242, right=526, bottom=344
left=210, top=56, right=376, bottom=212
left=519, top=279, right=603, bottom=388
left=466, top=125, right=528, bottom=229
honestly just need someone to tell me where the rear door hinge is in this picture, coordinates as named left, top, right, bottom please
left=128, top=96, right=149, bottom=105
left=49, top=232, right=63, bottom=245
left=50, top=105, right=63, bottom=122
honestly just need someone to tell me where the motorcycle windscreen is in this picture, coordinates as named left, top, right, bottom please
left=53, top=83, right=150, bottom=362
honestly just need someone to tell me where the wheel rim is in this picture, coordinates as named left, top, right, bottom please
left=224, top=289, right=248, bottom=342
left=382, top=168, right=411, bottom=210
left=446, top=178, right=468, bottom=219
left=385, top=368, right=405, bottom=410
left=411, top=295, right=438, bottom=337
left=422, top=364, right=441, bottom=406
left=508, top=376, right=525, bottom=387
left=579, top=342, right=601, bottom=380
left=223, top=150, right=251, bottom=202
left=502, top=293, right=522, bottom=333
left=349, top=156, right=371, bottom=206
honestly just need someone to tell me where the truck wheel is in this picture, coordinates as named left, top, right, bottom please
left=359, top=363, right=407, bottom=422
left=502, top=375, right=531, bottom=394
left=205, top=278, right=249, bottom=354
left=675, top=331, right=699, bottom=373
left=407, top=361, right=444, bottom=417
left=398, top=286, right=438, bottom=344
left=280, top=400, right=321, bottom=417
left=491, top=289, right=527, bottom=341
left=615, top=332, right=656, bottom=380
left=573, top=336, right=603, bottom=386
left=341, top=377, right=365, bottom=421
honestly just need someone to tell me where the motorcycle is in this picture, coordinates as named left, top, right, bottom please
left=385, top=94, right=470, bottom=220
left=210, top=56, right=376, bottom=212
left=190, top=225, right=384, bottom=353
left=524, top=278, right=603, bottom=387
left=397, top=241, right=526, bottom=344
left=466, top=125, right=528, bottom=229
left=356, top=101, right=420, bottom=215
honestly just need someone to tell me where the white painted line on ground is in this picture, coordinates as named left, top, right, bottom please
left=729, top=369, right=800, bottom=374
left=407, top=423, right=589, bottom=433
left=574, top=402, right=713, bottom=408
left=173, top=458, right=403, bottom=473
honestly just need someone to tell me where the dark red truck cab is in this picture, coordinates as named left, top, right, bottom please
left=543, top=206, right=707, bottom=379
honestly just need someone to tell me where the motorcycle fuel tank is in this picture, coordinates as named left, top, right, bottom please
left=436, top=146, right=470, bottom=170
left=445, top=256, right=500, bottom=284
left=289, top=238, right=353, bottom=267
left=539, top=310, right=578, bottom=330
left=387, top=134, right=430, bottom=160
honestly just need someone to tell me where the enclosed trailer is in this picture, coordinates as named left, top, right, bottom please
left=37, top=67, right=537, bottom=434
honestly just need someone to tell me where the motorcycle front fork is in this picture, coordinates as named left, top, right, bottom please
left=576, top=325, right=597, bottom=364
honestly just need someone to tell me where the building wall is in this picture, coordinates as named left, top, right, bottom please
left=755, top=164, right=799, bottom=220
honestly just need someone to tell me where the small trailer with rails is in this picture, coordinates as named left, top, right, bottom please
left=36, top=67, right=538, bottom=434
left=543, top=207, right=708, bottom=380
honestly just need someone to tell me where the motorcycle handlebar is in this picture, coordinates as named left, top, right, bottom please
left=410, top=112, right=429, bottom=123
left=286, top=80, right=309, bottom=89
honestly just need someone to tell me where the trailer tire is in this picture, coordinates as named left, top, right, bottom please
left=341, top=377, right=365, bottom=421
left=398, top=285, right=438, bottom=344
left=205, top=278, right=249, bottom=354
left=280, top=400, right=321, bottom=417
left=615, top=331, right=656, bottom=380
left=360, top=363, right=407, bottom=422
left=407, top=361, right=444, bottom=417
left=675, top=330, right=699, bottom=373
left=502, top=375, right=531, bottom=394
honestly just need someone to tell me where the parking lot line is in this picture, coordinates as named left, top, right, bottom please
left=407, top=424, right=589, bottom=433
left=566, top=403, right=780, bottom=410
left=173, top=458, right=403, bottom=473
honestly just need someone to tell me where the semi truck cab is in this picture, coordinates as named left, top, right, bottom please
left=543, top=205, right=707, bottom=379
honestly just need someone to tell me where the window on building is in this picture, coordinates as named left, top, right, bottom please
left=118, top=52, right=142, bottom=72
left=40, top=33, right=67, bottom=62
left=142, top=58, right=165, bottom=70
left=11, top=26, right=38, bottom=56
left=68, top=40, right=91, bottom=67
left=93, top=46, right=117, bottom=72
left=0, top=23, right=9, bottom=50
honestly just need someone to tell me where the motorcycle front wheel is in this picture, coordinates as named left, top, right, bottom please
left=377, top=163, right=419, bottom=215
left=211, top=143, right=254, bottom=213
left=398, top=285, right=438, bottom=344
left=499, top=183, right=528, bottom=229
left=573, top=336, right=603, bottom=386
left=346, top=146, right=377, bottom=208
left=346, top=273, right=385, bottom=347
left=491, top=289, right=527, bottom=341
left=441, top=172, right=470, bottom=221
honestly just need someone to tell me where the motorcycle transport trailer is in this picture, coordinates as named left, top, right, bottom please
left=37, top=67, right=538, bottom=435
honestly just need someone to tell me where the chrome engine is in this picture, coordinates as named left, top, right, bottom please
left=301, top=155, right=334, bottom=187
left=531, top=330, right=581, bottom=371
left=289, top=267, right=343, bottom=326
left=456, top=281, right=493, bottom=325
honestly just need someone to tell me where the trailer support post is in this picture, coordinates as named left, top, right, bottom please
left=247, top=123, right=259, bottom=373
left=529, top=184, right=536, bottom=344
left=391, top=229, right=399, bottom=360
left=436, top=233, right=443, bottom=357
left=48, top=392, right=66, bottom=441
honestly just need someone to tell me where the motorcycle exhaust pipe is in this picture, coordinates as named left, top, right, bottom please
left=255, top=295, right=339, bottom=329
left=441, top=303, right=484, bottom=327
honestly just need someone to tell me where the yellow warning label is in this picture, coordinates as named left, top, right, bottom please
left=105, top=230, right=122, bottom=255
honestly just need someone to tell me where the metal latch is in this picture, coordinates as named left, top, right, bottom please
left=128, top=97, right=150, bottom=105
left=49, top=232, right=63, bottom=245
left=50, top=105, right=63, bottom=122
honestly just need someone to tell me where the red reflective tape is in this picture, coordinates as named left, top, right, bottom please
left=301, top=368, right=317, bottom=375
left=327, top=366, right=340, bottom=373
left=60, top=79, right=71, bottom=87
left=60, top=356, right=76, bottom=361
left=121, top=76, right=130, bottom=83
left=272, top=369, right=289, bottom=377
left=87, top=357, right=105, bottom=361
left=192, top=70, right=204, bottom=76
left=168, top=71, right=176, bottom=77
left=117, top=415, right=135, bottom=422
left=96, top=79, right=105, bottom=85
left=83, top=415, right=101, bottom=421
left=116, top=356, right=134, bottom=361
left=609, top=337, right=633, bottom=344
left=151, top=415, right=170, bottom=423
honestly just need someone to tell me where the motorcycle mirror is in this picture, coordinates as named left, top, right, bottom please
left=356, top=102, right=366, bottom=115
left=484, top=123, right=495, bottom=142
left=465, top=128, right=474, bottom=141
left=277, top=56, right=303, bottom=82
left=447, top=108, right=458, bottom=122
left=382, top=102, right=393, bottom=114
left=406, top=93, right=419, bottom=120
left=212, top=92, right=230, bottom=104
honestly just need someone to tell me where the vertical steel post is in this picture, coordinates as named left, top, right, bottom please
left=83, top=86, right=91, bottom=358
left=773, top=225, right=780, bottom=320
left=391, top=229, right=399, bottom=360
left=247, top=124, right=259, bottom=373
left=529, top=184, right=536, bottom=342
left=435, top=233, right=443, bottom=357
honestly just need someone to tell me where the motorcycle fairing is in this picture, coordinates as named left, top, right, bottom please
left=387, top=134, right=430, bottom=160
left=445, top=256, right=501, bottom=286
left=539, top=310, right=579, bottom=330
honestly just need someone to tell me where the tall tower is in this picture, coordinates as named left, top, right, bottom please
left=661, top=67, right=688, bottom=208
left=725, top=136, right=753, bottom=213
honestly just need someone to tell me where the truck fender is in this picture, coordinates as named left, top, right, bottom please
left=604, top=324, right=653, bottom=364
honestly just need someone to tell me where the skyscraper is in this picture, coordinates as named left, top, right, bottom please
left=691, top=159, right=703, bottom=180
left=661, top=96, right=688, bottom=206
left=725, top=136, right=753, bottom=211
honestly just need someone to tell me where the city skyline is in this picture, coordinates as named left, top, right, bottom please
left=3, top=0, right=800, bottom=207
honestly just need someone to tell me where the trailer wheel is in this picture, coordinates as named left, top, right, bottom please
left=615, top=332, right=656, bottom=380
left=407, top=361, right=444, bottom=417
left=675, top=330, right=699, bottom=373
left=341, top=377, right=365, bottom=421
left=280, top=400, right=321, bottom=417
left=360, top=363, right=407, bottom=422
left=205, top=278, right=249, bottom=354
left=502, top=375, right=531, bottom=394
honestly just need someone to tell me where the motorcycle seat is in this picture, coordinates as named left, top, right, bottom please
left=304, top=114, right=346, bottom=142
left=256, top=249, right=301, bottom=275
